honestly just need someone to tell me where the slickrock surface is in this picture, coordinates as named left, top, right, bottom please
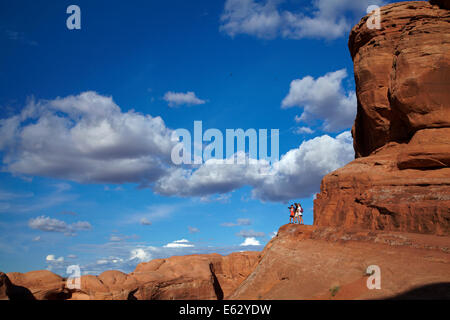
left=314, top=1, right=450, bottom=234
left=230, top=224, right=450, bottom=300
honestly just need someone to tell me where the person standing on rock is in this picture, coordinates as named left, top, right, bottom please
left=289, top=205, right=295, bottom=223
left=294, top=203, right=300, bottom=224
left=297, top=203, right=304, bottom=225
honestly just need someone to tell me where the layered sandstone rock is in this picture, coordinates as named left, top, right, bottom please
left=0, top=252, right=259, bottom=300
left=130, top=252, right=260, bottom=300
left=349, top=1, right=450, bottom=157
left=314, top=1, right=450, bottom=235
left=5, top=270, right=69, bottom=300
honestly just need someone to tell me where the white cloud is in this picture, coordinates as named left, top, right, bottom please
left=221, top=218, right=252, bottom=227
left=251, top=131, right=354, bottom=201
left=46, top=254, right=64, bottom=262
left=220, top=0, right=384, bottom=40
left=109, top=235, right=123, bottom=242
left=96, top=259, right=109, bottom=265
left=240, top=237, right=261, bottom=246
left=0, top=91, right=354, bottom=204
left=127, top=204, right=181, bottom=225
left=46, top=254, right=55, bottom=261
left=4, top=29, right=38, bottom=46
left=220, top=0, right=282, bottom=39
left=0, top=91, right=175, bottom=185
left=200, top=193, right=232, bottom=203
left=0, top=190, right=33, bottom=201
left=294, top=126, right=314, bottom=135
left=130, top=248, right=152, bottom=262
left=164, top=239, right=195, bottom=248
left=236, top=230, right=265, bottom=238
left=163, top=91, right=206, bottom=107
left=154, top=132, right=354, bottom=202
left=282, top=69, right=356, bottom=132
left=29, top=216, right=92, bottom=236
left=140, top=218, right=152, bottom=226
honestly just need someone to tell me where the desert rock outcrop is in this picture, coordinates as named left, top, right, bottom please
left=0, top=252, right=260, bottom=300
left=314, top=1, right=450, bottom=235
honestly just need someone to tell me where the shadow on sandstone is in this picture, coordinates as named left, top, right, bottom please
left=387, top=283, right=450, bottom=300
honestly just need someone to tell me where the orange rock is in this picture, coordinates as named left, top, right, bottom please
left=230, top=225, right=450, bottom=300
left=349, top=1, right=450, bottom=157
left=315, top=1, right=450, bottom=235
left=130, top=252, right=260, bottom=300
left=6, top=270, right=68, bottom=300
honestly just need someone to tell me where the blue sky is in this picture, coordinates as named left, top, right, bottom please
left=0, top=0, right=400, bottom=275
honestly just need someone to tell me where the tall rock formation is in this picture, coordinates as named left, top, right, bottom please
left=314, top=1, right=450, bottom=235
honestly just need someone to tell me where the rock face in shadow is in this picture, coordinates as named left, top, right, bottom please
left=314, top=1, right=450, bottom=235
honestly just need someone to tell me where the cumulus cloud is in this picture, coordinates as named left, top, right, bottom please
left=0, top=91, right=354, bottom=203
left=129, top=248, right=152, bottom=262
left=154, top=132, right=354, bottom=202
left=163, top=91, right=206, bottom=107
left=29, top=216, right=92, bottom=236
left=220, top=0, right=384, bottom=40
left=294, top=126, right=314, bottom=135
left=221, top=218, right=252, bottom=227
left=251, top=131, right=354, bottom=201
left=0, top=91, right=175, bottom=185
left=164, top=239, right=195, bottom=248
left=282, top=69, right=356, bottom=132
left=240, top=237, right=261, bottom=246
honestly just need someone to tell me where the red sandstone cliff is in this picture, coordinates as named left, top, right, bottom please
left=1, top=1, right=449, bottom=301
left=314, top=0, right=450, bottom=235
